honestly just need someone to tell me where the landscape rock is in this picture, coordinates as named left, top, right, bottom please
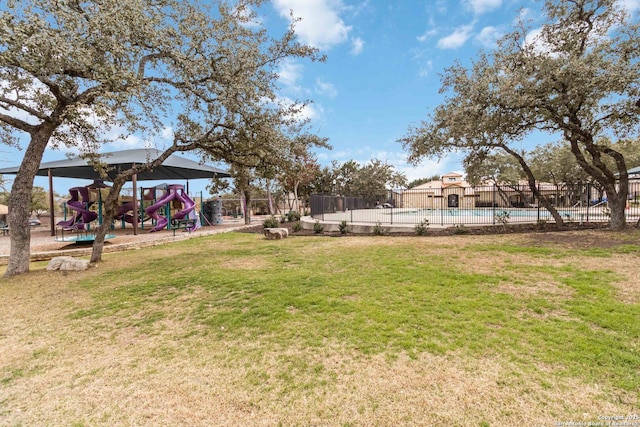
left=264, top=227, right=289, bottom=240
left=46, top=256, right=90, bottom=271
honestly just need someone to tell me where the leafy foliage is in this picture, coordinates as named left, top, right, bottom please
left=262, top=216, right=280, bottom=229
left=311, top=159, right=407, bottom=204
left=401, top=0, right=640, bottom=231
left=286, top=211, right=301, bottom=222
left=372, top=221, right=386, bottom=236
left=414, top=219, right=430, bottom=236
left=0, top=0, right=324, bottom=274
left=338, top=220, right=348, bottom=235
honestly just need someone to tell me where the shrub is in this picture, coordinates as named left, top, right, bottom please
left=372, top=221, right=386, bottom=236
left=494, top=210, right=510, bottom=231
left=536, top=219, right=547, bottom=230
left=313, top=220, right=324, bottom=234
left=453, top=224, right=469, bottom=235
left=414, top=219, right=429, bottom=236
left=286, top=211, right=301, bottom=222
left=338, top=220, right=348, bottom=235
left=262, top=216, right=280, bottom=229
left=292, top=221, right=303, bottom=233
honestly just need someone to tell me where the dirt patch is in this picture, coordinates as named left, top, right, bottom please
left=524, top=228, right=639, bottom=249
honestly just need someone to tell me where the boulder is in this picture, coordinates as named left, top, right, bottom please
left=46, top=256, right=90, bottom=271
left=263, top=227, right=289, bottom=240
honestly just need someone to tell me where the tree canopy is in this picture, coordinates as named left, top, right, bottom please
left=312, top=159, right=407, bottom=204
left=0, top=0, right=322, bottom=275
left=400, top=0, right=640, bottom=230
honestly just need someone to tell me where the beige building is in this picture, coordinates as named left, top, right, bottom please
left=402, top=172, right=477, bottom=209
left=402, top=173, right=561, bottom=209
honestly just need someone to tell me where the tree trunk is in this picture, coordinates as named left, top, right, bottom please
left=502, top=146, right=565, bottom=227
left=605, top=187, right=627, bottom=231
left=293, top=181, right=300, bottom=212
left=4, top=127, right=54, bottom=277
left=266, top=180, right=274, bottom=215
left=90, top=177, right=127, bottom=263
left=243, top=190, right=251, bottom=225
left=566, top=136, right=628, bottom=231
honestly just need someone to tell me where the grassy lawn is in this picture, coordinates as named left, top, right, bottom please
left=1, top=229, right=639, bottom=426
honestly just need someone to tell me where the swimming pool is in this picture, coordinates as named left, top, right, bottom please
left=313, top=206, right=612, bottom=226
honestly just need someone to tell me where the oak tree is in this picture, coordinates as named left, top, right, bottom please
left=401, top=0, right=640, bottom=230
left=0, top=0, right=321, bottom=274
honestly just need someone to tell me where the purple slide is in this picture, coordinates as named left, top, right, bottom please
left=116, top=201, right=136, bottom=224
left=145, top=184, right=199, bottom=233
left=57, top=187, right=98, bottom=230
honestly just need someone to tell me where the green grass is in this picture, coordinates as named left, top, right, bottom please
left=66, top=233, right=640, bottom=392
left=3, top=230, right=639, bottom=425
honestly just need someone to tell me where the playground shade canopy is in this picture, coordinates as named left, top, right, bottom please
left=0, top=148, right=230, bottom=181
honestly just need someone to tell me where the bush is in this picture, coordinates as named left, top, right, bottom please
left=338, top=220, right=348, bottom=235
left=262, top=216, right=280, bottom=229
left=414, top=219, right=429, bottom=236
left=494, top=210, right=510, bottom=230
left=453, top=224, right=469, bottom=235
left=372, top=221, right=386, bottom=236
left=292, top=221, right=303, bottom=233
left=286, top=211, right=301, bottom=222
left=313, top=220, right=324, bottom=234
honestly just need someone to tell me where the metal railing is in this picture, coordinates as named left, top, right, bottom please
left=310, top=183, right=640, bottom=226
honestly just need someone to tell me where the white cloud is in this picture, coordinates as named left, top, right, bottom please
left=418, top=60, right=434, bottom=77
left=315, top=79, right=338, bottom=98
left=350, top=37, right=364, bottom=55
left=278, top=96, right=323, bottom=123
left=277, top=59, right=305, bottom=93
left=476, top=25, right=502, bottom=48
left=417, top=28, right=438, bottom=42
left=615, top=0, right=640, bottom=13
left=523, top=27, right=560, bottom=56
left=437, top=24, right=474, bottom=49
left=160, top=126, right=174, bottom=141
left=465, top=0, right=502, bottom=15
left=272, top=0, right=352, bottom=50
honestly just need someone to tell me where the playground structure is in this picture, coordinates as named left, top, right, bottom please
left=145, top=184, right=199, bottom=233
left=56, top=182, right=201, bottom=241
left=56, top=186, right=98, bottom=231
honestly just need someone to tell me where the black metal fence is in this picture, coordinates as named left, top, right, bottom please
left=310, top=182, right=640, bottom=226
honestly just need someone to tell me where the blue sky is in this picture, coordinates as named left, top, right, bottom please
left=2, top=0, right=640, bottom=196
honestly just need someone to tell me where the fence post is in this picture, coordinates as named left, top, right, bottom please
left=492, top=184, right=496, bottom=225
left=586, top=183, right=590, bottom=222
left=537, top=184, right=541, bottom=223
